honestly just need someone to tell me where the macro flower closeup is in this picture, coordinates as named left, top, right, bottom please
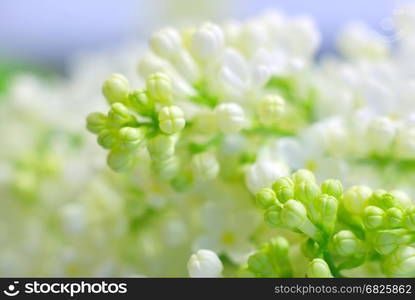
left=2, top=0, right=415, bottom=280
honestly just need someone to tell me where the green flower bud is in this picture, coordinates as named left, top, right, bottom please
left=292, top=169, right=316, bottom=185
left=158, top=105, right=185, bottom=134
left=147, top=134, right=175, bottom=161
left=276, top=185, right=294, bottom=204
left=332, top=230, right=359, bottom=257
left=128, top=90, right=153, bottom=115
left=281, top=199, right=307, bottom=229
left=102, top=73, right=129, bottom=104
left=269, top=236, right=289, bottom=258
left=295, top=180, right=321, bottom=204
left=86, top=112, right=107, bottom=134
left=391, top=190, right=412, bottom=210
left=404, top=206, right=415, bottom=231
left=363, top=206, right=385, bottom=229
left=264, top=205, right=282, bottom=227
left=192, top=152, right=220, bottom=181
left=146, top=72, right=173, bottom=105
left=321, top=179, right=343, bottom=199
left=257, top=94, right=286, bottom=126
left=314, top=194, right=338, bottom=233
left=256, top=188, right=278, bottom=209
left=343, top=185, right=372, bottom=214
left=118, top=127, right=146, bottom=149
left=307, top=258, right=333, bottom=278
left=268, top=237, right=292, bottom=277
left=301, top=238, right=320, bottom=259
left=153, top=156, right=179, bottom=180
left=384, top=246, right=415, bottom=277
left=378, top=193, right=397, bottom=209
left=247, top=251, right=274, bottom=276
left=370, top=189, right=387, bottom=205
left=373, top=229, right=405, bottom=255
left=108, top=103, right=133, bottom=125
left=385, top=207, right=403, bottom=228
left=97, top=129, right=117, bottom=149
left=272, top=176, right=294, bottom=193
left=107, top=149, right=133, bottom=172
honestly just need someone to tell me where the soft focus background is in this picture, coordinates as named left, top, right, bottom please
left=0, top=0, right=409, bottom=71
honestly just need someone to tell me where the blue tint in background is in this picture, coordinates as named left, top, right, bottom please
left=0, top=0, right=409, bottom=70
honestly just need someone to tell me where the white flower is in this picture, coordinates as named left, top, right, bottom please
left=215, top=103, right=245, bottom=133
left=336, top=22, right=389, bottom=60
left=187, top=249, right=223, bottom=278
left=245, top=159, right=288, bottom=194
left=394, top=125, right=415, bottom=159
left=150, top=27, right=181, bottom=58
left=366, top=117, right=397, bottom=156
left=194, top=199, right=261, bottom=264
left=191, top=23, right=225, bottom=59
left=257, top=94, right=286, bottom=125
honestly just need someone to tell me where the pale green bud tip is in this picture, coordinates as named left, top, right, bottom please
left=107, top=149, right=133, bottom=172
left=264, top=205, right=282, bottom=227
left=281, top=199, right=307, bottom=229
left=86, top=112, right=107, bottom=134
left=153, top=156, right=179, bottom=180
left=102, top=73, right=129, bottom=104
left=247, top=251, right=270, bottom=275
left=97, top=129, right=117, bottom=149
left=215, top=103, right=245, bottom=134
left=147, top=134, right=175, bottom=161
left=307, top=258, right=333, bottom=278
left=321, top=179, right=343, bottom=199
left=343, top=185, right=372, bottom=214
left=158, top=105, right=185, bottom=134
left=108, top=103, right=132, bottom=124
left=363, top=206, right=385, bottom=229
left=118, top=127, right=146, bottom=149
left=269, top=236, right=289, bottom=257
left=272, top=176, right=294, bottom=192
left=315, top=194, right=338, bottom=231
left=379, top=193, right=397, bottom=209
left=146, top=72, right=173, bottom=105
left=192, top=152, right=220, bottom=181
left=292, top=169, right=315, bottom=184
left=385, top=207, right=403, bottom=228
left=374, top=230, right=402, bottom=255
left=332, top=230, right=358, bottom=257
left=150, top=27, right=181, bottom=58
left=276, top=185, right=294, bottom=204
left=295, top=181, right=321, bottom=204
left=187, top=249, right=223, bottom=278
left=404, top=206, right=415, bottom=230
left=256, top=188, right=277, bottom=209
left=384, top=246, right=415, bottom=277
left=258, top=94, right=286, bottom=126
left=128, top=90, right=152, bottom=114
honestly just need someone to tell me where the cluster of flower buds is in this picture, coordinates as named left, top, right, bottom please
left=254, top=169, right=415, bottom=277
left=86, top=72, right=186, bottom=173
left=86, top=13, right=324, bottom=188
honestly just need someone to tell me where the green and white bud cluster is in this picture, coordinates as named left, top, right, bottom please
left=87, top=72, right=187, bottom=173
left=254, top=168, right=415, bottom=277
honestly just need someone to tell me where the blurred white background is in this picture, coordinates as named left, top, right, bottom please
left=0, top=0, right=409, bottom=69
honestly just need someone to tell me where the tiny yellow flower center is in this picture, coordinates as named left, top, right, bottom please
left=221, top=232, right=235, bottom=245
left=305, top=159, right=317, bottom=172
